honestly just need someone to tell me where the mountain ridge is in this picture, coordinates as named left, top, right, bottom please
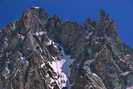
left=0, top=7, right=133, bottom=89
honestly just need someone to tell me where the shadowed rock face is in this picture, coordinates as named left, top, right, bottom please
left=0, top=7, right=133, bottom=89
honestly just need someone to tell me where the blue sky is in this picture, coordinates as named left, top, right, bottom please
left=0, top=0, right=133, bottom=48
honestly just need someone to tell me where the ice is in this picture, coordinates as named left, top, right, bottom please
left=62, top=55, right=74, bottom=78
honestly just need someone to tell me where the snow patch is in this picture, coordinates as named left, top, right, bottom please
left=18, top=56, right=29, bottom=67
left=18, top=34, right=25, bottom=40
left=85, top=32, right=93, bottom=39
left=33, top=31, right=45, bottom=36
left=45, top=39, right=54, bottom=46
left=121, top=71, right=130, bottom=76
left=127, top=86, right=133, bottom=89
left=32, top=6, right=40, bottom=9
left=41, top=63, right=45, bottom=68
left=2, top=66, right=10, bottom=79
left=49, top=59, right=68, bottom=89
left=48, top=41, right=74, bottom=89
left=49, top=59, right=65, bottom=73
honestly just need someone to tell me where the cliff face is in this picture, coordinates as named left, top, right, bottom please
left=0, top=7, right=133, bottom=89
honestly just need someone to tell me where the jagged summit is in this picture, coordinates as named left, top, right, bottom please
left=0, top=7, right=133, bottom=89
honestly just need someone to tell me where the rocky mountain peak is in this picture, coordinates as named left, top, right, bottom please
left=0, top=7, right=133, bottom=89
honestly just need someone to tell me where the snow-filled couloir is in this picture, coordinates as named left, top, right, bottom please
left=44, top=39, right=74, bottom=89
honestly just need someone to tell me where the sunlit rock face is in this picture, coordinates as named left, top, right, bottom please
left=0, top=7, right=133, bottom=89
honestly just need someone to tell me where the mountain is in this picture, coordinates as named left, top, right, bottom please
left=0, top=7, right=133, bottom=89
